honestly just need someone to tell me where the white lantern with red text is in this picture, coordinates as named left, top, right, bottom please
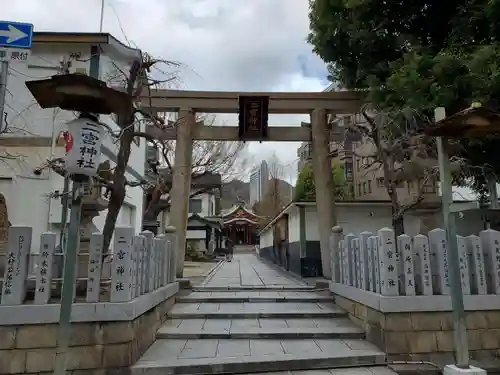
left=64, top=116, right=104, bottom=177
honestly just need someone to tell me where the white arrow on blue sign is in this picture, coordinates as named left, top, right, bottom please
left=0, top=21, right=33, bottom=49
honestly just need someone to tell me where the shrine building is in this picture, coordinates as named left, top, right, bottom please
left=222, top=203, right=261, bottom=245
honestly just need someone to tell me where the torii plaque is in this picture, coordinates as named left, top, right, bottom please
left=238, top=96, right=269, bottom=140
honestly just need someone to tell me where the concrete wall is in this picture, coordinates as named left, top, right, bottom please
left=0, top=41, right=145, bottom=252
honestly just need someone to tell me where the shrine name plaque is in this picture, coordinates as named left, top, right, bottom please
left=238, top=96, right=269, bottom=140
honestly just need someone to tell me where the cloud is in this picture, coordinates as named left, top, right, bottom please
left=4, top=0, right=329, bottom=181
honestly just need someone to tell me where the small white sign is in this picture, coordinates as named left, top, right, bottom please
left=0, top=48, right=31, bottom=63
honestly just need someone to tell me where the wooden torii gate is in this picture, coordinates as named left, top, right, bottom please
left=140, top=89, right=364, bottom=278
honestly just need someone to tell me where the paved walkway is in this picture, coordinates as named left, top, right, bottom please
left=201, top=254, right=308, bottom=288
left=131, top=254, right=391, bottom=375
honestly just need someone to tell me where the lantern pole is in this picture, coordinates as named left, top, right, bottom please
left=54, top=51, right=101, bottom=375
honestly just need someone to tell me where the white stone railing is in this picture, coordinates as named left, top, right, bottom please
left=0, top=225, right=177, bottom=306
left=330, top=227, right=500, bottom=297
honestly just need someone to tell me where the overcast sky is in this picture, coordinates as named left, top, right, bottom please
left=5, top=0, right=330, bottom=183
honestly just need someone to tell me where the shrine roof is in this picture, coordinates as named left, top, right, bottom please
left=221, top=203, right=261, bottom=219
left=223, top=217, right=259, bottom=225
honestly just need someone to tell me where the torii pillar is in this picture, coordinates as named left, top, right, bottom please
left=311, top=108, right=336, bottom=279
left=170, top=108, right=195, bottom=278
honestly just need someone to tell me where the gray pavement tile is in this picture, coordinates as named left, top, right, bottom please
left=259, top=318, right=289, bottom=329
left=231, top=318, right=260, bottom=330
left=313, top=339, right=355, bottom=354
left=280, top=339, right=324, bottom=355
left=285, top=319, right=319, bottom=329
left=217, top=339, right=251, bottom=357
left=202, top=319, right=230, bottom=332
left=249, top=339, right=286, bottom=356
left=177, top=318, right=205, bottom=331
left=178, top=339, right=218, bottom=359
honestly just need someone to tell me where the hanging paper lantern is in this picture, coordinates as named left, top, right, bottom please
left=64, top=116, right=104, bottom=177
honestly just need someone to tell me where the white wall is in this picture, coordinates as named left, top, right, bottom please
left=0, top=42, right=145, bottom=252
left=189, top=192, right=216, bottom=217
left=259, top=227, right=274, bottom=248
left=288, top=206, right=301, bottom=242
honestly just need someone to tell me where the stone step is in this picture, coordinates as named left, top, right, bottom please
left=177, top=290, right=333, bottom=303
left=131, top=338, right=386, bottom=375
left=157, top=317, right=364, bottom=340
left=168, top=302, right=346, bottom=319
left=242, top=367, right=398, bottom=375
left=193, top=285, right=316, bottom=291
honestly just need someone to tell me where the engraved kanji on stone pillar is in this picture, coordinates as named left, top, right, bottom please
left=154, top=235, right=166, bottom=288
left=345, top=234, right=356, bottom=286
left=466, top=235, right=487, bottom=295
left=378, top=228, right=399, bottom=296
left=165, top=226, right=177, bottom=283
left=413, top=234, right=433, bottom=296
left=359, top=232, right=372, bottom=291
left=339, top=239, right=345, bottom=284
left=140, top=230, right=154, bottom=292
left=368, top=236, right=380, bottom=293
left=397, top=234, right=415, bottom=296
left=1, top=226, right=32, bottom=305
left=480, top=229, right=500, bottom=294
left=133, top=235, right=145, bottom=297
left=456, top=235, right=471, bottom=295
left=86, top=232, right=103, bottom=303
left=330, top=226, right=344, bottom=283
left=35, top=232, right=56, bottom=304
left=353, top=238, right=361, bottom=288
left=111, top=226, right=134, bottom=302
left=428, top=228, right=450, bottom=295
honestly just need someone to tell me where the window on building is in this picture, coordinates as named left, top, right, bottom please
left=357, top=183, right=362, bottom=196
left=363, top=182, right=367, bottom=194
left=368, top=180, right=372, bottom=193
left=188, top=198, right=202, bottom=214
left=376, top=177, right=384, bottom=187
left=356, top=158, right=361, bottom=171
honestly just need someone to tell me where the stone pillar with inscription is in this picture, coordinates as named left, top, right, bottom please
left=378, top=228, right=399, bottom=296
left=310, top=108, right=336, bottom=279
left=429, top=228, right=451, bottom=295
left=170, top=108, right=195, bottom=278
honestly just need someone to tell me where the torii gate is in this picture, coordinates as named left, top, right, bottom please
left=140, top=89, right=364, bottom=278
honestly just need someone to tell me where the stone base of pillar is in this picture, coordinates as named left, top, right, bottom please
left=444, top=365, right=485, bottom=375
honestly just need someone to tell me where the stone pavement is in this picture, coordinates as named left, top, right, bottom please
left=201, top=254, right=308, bottom=288
left=131, top=254, right=393, bottom=375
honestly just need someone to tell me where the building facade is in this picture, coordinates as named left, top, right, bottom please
left=158, top=172, right=223, bottom=253
left=296, top=141, right=312, bottom=173
left=328, top=113, right=439, bottom=203
left=249, top=160, right=269, bottom=205
left=0, top=32, right=146, bottom=253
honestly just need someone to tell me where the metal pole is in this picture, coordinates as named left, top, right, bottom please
left=0, top=60, right=9, bottom=132
left=435, top=107, right=469, bottom=368
left=58, top=177, right=70, bottom=250
left=99, top=0, right=105, bottom=32
left=53, top=182, right=84, bottom=375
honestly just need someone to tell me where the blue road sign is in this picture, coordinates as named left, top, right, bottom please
left=0, top=21, right=33, bottom=49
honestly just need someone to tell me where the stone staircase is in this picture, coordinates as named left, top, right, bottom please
left=234, top=244, right=257, bottom=254
left=131, top=286, right=391, bottom=374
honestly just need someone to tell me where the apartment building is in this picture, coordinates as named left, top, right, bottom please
left=329, top=114, right=439, bottom=203
left=296, top=141, right=312, bottom=173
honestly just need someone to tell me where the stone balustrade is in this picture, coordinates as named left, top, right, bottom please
left=329, top=227, right=500, bottom=368
left=0, top=225, right=180, bottom=374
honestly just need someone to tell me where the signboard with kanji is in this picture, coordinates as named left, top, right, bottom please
left=238, top=96, right=269, bottom=140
